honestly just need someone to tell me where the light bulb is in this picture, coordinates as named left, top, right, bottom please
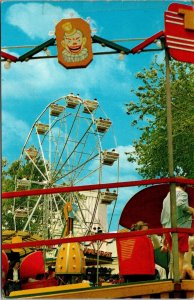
left=44, top=48, right=51, bottom=56
left=155, top=39, right=162, bottom=48
left=48, top=30, right=55, bottom=36
left=4, top=60, right=11, bottom=69
left=119, top=52, right=125, bottom=60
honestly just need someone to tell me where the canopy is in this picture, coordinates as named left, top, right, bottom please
left=2, top=250, right=9, bottom=275
left=20, top=251, right=45, bottom=279
left=2, top=230, right=42, bottom=257
left=119, top=184, right=194, bottom=229
left=2, top=251, right=9, bottom=288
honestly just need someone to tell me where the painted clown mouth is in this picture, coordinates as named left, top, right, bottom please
left=68, top=45, right=82, bottom=53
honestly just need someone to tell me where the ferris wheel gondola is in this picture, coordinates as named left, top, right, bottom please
left=13, top=93, right=119, bottom=239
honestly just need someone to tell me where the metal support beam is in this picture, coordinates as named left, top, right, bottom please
left=165, top=47, right=180, bottom=283
left=92, top=35, right=131, bottom=54
left=18, top=38, right=56, bottom=62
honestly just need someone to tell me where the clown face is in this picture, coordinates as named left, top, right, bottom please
left=62, top=30, right=86, bottom=54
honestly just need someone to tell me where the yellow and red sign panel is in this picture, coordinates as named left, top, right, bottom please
left=165, top=3, right=194, bottom=63
left=116, top=236, right=155, bottom=276
left=55, top=18, right=93, bottom=69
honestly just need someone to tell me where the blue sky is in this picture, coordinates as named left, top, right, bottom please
left=1, top=0, right=191, bottom=231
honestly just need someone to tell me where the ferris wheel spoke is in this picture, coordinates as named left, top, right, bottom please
left=56, top=194, right=71, bottom=218
left=71, top=139, right=101, bottom=184
left=49, top=115, right=70, bottom=168
left=70, top=127, right=94, bottom=182
left=23, top=195, right=43, bottom=231
left=63, top=134, right=94, bottom=183
left=77, top=196, right=100, bottom=234
left=53, top=122, right=94, bottom=181
left=74, top=195, right=96, bottom=234
left=13, top=95, right=118, bottom=239
left=54, top=105, right=82, bottom=173
left=87, top=194, right=102, bottom=234
left=50, top=194, right=64, bottom=236
left=53, top=115, right=83, bottom=180
left=49, top=121, right=66, bottom=178
left=54, top=153, right=99, bottom=184
left=41, top=113, right=71, bottom=174
left=74, top=165, right=101, bottom=186
left=36, top=133, right=50, bottom=180
left=25, top=151, right=48, bottom=181
left=69, top=119, right=80, bottom=182
left=72, top=155, right=99, bottom=184
left=52, top=120, right=67, bottom=171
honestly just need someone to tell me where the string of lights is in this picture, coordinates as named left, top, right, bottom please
left=1, top=35, right=163, bottom=69
left=1, top=37, right=148, bottom=51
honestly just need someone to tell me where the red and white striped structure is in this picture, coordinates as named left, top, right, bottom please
left=165, top=3, right=194, bottom=63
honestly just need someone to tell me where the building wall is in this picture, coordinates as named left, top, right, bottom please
left=78, top=190, right=108, bottom=233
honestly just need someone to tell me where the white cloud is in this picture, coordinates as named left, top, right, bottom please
left=3, top=3, right=131, bottom=103
left=80, top=144, right=140, bottom=200
left=2, top=111, right=30, bottom=153
left=77, top=144, right=137, bottom=182
left=102, top=145, right=138, bottom=180
left=2, top=51, right=130, bottom=102
left=6, top=3, right=81, bottom=40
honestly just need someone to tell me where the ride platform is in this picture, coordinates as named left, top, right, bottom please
left=7, top=280, right=194, bottom=299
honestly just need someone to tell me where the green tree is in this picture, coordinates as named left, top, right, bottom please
left=2, top=158, right=16, bottom=230
left=125, top=57, right=194, bottom=179
left=2, top=155, right=47, bottom=231
left=2, top=156, right=72, bottom=236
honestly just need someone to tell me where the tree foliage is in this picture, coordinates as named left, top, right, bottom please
left=2, top=156, right=75, bottom=235
left=126, top=57, right=194, bottom=179
left=2, top=155, right=49, bottom=231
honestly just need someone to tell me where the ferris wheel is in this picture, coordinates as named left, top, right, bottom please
left=13, top=93, right=119, bottom=239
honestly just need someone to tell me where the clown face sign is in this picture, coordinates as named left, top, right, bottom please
left=165, top=3, right=194, bottom=63
left=55, top=18, right=93, bottom=69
